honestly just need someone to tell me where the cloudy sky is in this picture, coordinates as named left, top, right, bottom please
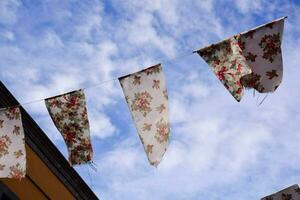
left=1, top=0, right=300, bottom=199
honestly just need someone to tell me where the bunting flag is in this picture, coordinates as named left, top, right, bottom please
left=261, top=184, right=300, bottom=200
left=45, top=89, right=93, bottom=166
left=196, top=36, right=251, bottom=101
left=0, top=107, right=26, bottom=179
left=119, top=64, right=170, bottom=167
left=196, top=17, right=285, bottom=101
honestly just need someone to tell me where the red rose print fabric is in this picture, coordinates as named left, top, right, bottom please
left=45, top=90, right=93, bottom=166
left=0, top=107, right=26, bottom=179
left=119, top=64, right=170, bottom=167
left=196, top=17, right=285, bottom=101
left=261, top=184, right=300, bottom=200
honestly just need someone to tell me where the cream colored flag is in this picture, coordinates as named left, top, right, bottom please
left=119, top=64, right=170, bottom=167
left=0, top=107, right=26, bottom=179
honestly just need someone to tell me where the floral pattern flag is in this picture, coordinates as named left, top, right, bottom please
left=238, top=17, right=285, bottom=94
left=119, top=64, right=170, bottom=167
left=0, top=107, right=26, bottom=179
left=261, top=184, right=300, bottom=200
left=45, top=90, right=93, bottom=166
left=196, top=36, right=252, bottom=101
left=196, top=17, right=285, bottom=101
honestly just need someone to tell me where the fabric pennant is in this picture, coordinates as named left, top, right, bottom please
left=196, top=17, right=285, bottom=101
left=45, top=89, right=93, bottom=166
left=0, top=107, right=26, bottom=179
left=238, top=17, right=284, bottom=93
left=119, top=64, right=170, bottom=167
left=196, top=36, right=252, bottom=101
left=261, top=184, right=300, bottom=200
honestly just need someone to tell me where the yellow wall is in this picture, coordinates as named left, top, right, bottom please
left=2, top=145, right=75, bottom=200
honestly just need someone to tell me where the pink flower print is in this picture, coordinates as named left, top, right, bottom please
left=131, top=92, right=153, bottom=117
left=66, top=95, right=78, bottom=108
left=9, top=163, right=25, bottom=180
left=237, top=63, right=243, bottom=73
left=238, top=41, right=245, bottom=51
left=5, top=107, right=20, bottom=120
left=49, top=99, right=61, bottom=108
left=64, top=130, right=76, bottom=144
left=217, top=66, right=227, bottom=81
left=155, top=118, right=169, bottom=143
left=82, top=107, right=88, bottom=119
left=0, top=135, right=12, bottom=158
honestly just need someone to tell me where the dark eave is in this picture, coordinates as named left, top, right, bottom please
left=0, top=81, right=99, bottom=200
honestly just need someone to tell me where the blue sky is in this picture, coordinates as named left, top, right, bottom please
left=1, top=0, right=300, bottom=199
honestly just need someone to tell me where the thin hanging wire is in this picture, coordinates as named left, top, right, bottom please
left=82, top=77, right=119, bottom=90
left=0, top=16, right=287, bottom=110
left=0, top=77, right=120, bottom=110
left=256, top=93, right=269, bottom=106
left=0, top=48, right=196, bottom=110
left=88, top=161, right=98, bottom=172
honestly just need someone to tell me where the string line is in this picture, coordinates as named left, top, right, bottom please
left=0, top=49, right=195, bottom=110
left=0, top=16, right=287, bottom=110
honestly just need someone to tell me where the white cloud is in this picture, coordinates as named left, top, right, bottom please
left=1, top=0, right=300, bottom=199
left=0, top=30, right=14, bottom=41
left=235, top=0, right=264, bottom=13
left=73, top=1, right=103, bottom=40
left=89, top=111, right=117, bottom=139
left=0, top=0, right=21, bottom=25
left=42, top=30, right=64, bottom=48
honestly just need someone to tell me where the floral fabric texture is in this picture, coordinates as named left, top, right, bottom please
left=45, top=90, right=93, bottom=166
left=238, top=17, right=284, bottom=93
left=261, top=184, right=300, bottom=200
left=0, top=107, right=26, bottom=179
left=119, top=64, right=170, bottom=167
left=196, top=17, right=285, bottom=101
left=196, top=37, right=252, bottom=101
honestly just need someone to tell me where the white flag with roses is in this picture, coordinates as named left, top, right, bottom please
left=119, top=64, right=170, bottom=167
left=0, top=107, right=26, bottom=179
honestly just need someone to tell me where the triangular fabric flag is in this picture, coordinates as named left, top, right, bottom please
left=0, top=107, right=26, bottom=179
left=196, top=17, right=285, bottom=101
left=119, top=64, right=170, bottom=167
left=238, top=17, right=285, bottom=93
left=261, top=184, right=300, bottom=200
left=45, top=89, right=93, bottom=166
left=196, top=36, right=252, bottom=101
